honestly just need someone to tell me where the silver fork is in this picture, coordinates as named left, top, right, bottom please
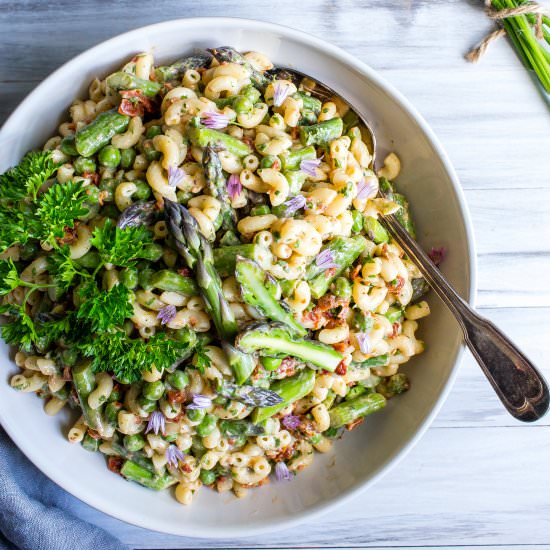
left=279, top=66, right=549, bottom=422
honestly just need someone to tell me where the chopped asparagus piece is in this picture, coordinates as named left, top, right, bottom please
left=329, top=392, right=386, bottom=428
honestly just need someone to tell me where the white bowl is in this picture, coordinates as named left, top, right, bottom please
left=0, top=18, right=476, bottom=538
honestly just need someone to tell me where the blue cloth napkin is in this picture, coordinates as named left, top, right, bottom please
left=0, top=426, right=129, bottom=550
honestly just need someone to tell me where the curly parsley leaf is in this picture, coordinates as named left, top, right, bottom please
left=0, top=151, right=60, bottom=203
left=91, top=218, right=153, bottom=267
left=47, top=246, right=89, bottom=291
left=35, top=180, right=89, bottom=245
left=194, top=343, right=212, bottom=374
left=79, top=331, right=195, bottom=383
left=0, top=259, right=22, bottom=296
left=1, top=308, right=38, bottom=353
left=0, top=207, right=30, bottom=251
left=76, top=281, right=133, bottom=332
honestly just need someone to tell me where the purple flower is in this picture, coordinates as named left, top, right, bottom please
left=300, top=157, right=321, bottom=177
left=145, top=410, right=166, bottom=435
left=281, top=414, right=301, bottom=430
left=157, top=305, right=176, bottom=325
left=187, top=393, right=212, bottom=410
left=165, top=444, right=186, bottom=468
left=275, top=461, right=292, bottom=482
left=315, top=249, right=337, bottom=270
left=201, top=111, right=230, bottom=129
left=355, top=332, right=371, bottom=355
left=428, top=246, right=447, bottom=266
left=226, top=173, right=242, bottom=201
left=168, top=165, right=184, bottom=188
left=272, top=83, right=290, bottom=107
left=283, top=195, right=306, bottom=216
left=356, top=177, right=378, bottom=200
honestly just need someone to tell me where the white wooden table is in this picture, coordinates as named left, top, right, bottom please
left=1, top=1, right=550, bottom=548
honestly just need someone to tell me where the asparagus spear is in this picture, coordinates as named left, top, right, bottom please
left=75, top=109, right=130, bottom=157
left=411, top=277, right=430, bottom=303
left=280, top=145, right=316, bottom=171
left=218, top=382, right=283, bottom=407
left=252, top=369, right=316, bottom=423
left=236, top=322, right=343, bottom=371
left=208, top=46, right=271, bottom=91
left=306, top=236, right=366, bottom=299
left=150, top=269, right=198, bottom=295
left=293, top=92, right=322, bottom=115
left=363, top=216, right=389, bottom=244
left=213, top=244, right=256, bottom=276
left=72, top=361, right=109, bottom=436
left=203, top=146, right=237, bottom=232
left=117, top=201, right=157, bottom=229
left=328, top=392, right=386, bottom=428
left=352, top=354, right=389, bottom=369
left=154, top=52, right=212, bottom=83
left=164, top=199, right=237, bottom=341
left=219, top=419, right=265, bottom=437
left=376, top=373, right=410, bottom=399
left=106, top=72, right=162, bottom=97
left=235, top=257, right=307, bottom=337
left=222, top=342, right=256, bottom=385
left=120, top=460, right=177, bottom=491
left=299, top=118, right=343, bottom=146
left=188, top=126, right=251, bottom=157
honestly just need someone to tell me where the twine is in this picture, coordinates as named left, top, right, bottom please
left=466, top=1, right=549, bottom=63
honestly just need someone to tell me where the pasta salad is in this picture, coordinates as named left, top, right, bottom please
left=0, top=47, right=431, bottom=505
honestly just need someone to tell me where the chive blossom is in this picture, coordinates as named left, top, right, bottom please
left=300, top=158, right=321, bottom=177
left=355, top=332, right=371, bottom=355
left=187, top=393, right=212, bottom=410
left=356, top=176, right=378, bottom=200
left=272, top=82, right=290, bottom=107
left=315, top=249, right=337, bottom=270
left=145, top=410, right=166, bottom=435
left=168, top=165, right=184, bottom=188
left=165, top=444, right=185, bottom=468
left=275, top=461, right=292, bottom=481
left=281, top=414, right=301, bottom=430
left=200, top=111, right=230, bottom=130
left=157, top=305, right=177, bottom=325
left=283, top=195, right=306, bottom=216
left=226, top=173, right=242, bottom=201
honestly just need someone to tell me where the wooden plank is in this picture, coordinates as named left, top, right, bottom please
left=72, top=425, right=550, bottom=548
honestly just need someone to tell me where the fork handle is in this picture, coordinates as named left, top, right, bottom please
left=381, top=214, right=549, bottom=422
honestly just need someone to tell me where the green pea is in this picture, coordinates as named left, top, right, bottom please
left=261, top=356, right=282, bottom=371
left=133, top=180, right=152, bottom=200
left=124, top=433, right=145, bottom=452
left=140, top=243, right=163, bottom=262
left=250, top=205, right=271, bottom=216
left=196, top=414, right=217, bottom=437
left=120, top=147, right=136, bottom=169
left=351, top=209, right=363, bottom=233
left=61, top=348, right=78, bottom=366
left=191, top=435, right=206, bottom=456
left=74, top=156, right=96, bottom=175
left=119, top=267, right=139, bottom=290
left=60, top=135, right=78, bottom=156
left=19, top=241, right=39, bottom=261
left=100, top=203, right=120, bottom=220
left=260, top=155, right=280, bottom=169
left=145, top=125, right=162, bottom=139
left=230, top=434, right=247, bottom=448
left=241, top=84, right=261, bottom=104
left=176, top=190, right=193, bottom=204
left=232, top=95, right=253, bottom=114
left=199, top=469, right=217, bottom=485
left=143, top=380, right=165, bottom=401
left=333, top=277, right=352, bottom=299
left=187, top=408, right=206, bottom=423
left=138, top=397, right=157, bottom=413
left=99, top=178, right=118, bottom=202
left=142, top=139, right=161, bottom=161
left=98, top=145, right=121, bottom=169
left=107, top=388, right=120, bottom=403
left=167, top=370, right=189, bottom=390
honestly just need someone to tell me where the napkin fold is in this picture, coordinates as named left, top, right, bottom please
left=0, top=426, right=128, bottom=550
